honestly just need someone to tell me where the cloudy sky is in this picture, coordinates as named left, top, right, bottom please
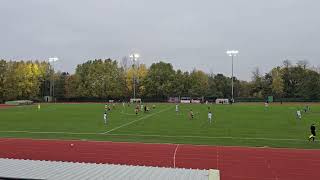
left=1, top=0, right=319, bottom=80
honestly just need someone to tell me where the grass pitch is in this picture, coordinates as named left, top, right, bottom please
left=0, top=103, right=319, bottom=149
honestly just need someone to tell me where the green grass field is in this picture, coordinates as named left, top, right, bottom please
left=0, top=103, right=319, bottom=149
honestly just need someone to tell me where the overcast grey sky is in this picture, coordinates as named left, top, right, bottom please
left=1, top=0, right=319, bottom=80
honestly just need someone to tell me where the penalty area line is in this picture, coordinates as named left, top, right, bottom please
left=101, top=106, right=172, bottom=134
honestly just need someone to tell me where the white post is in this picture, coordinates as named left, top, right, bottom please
left=48, top=57, right=59, bottom=103
left=133, top=55, right=136, bottom=100
left=129, top=54, right=139, bottom=100
left=231, top=55, right=234, bottom=102
left=52, top=60, right=55, bottom=103
left=226, top=50, right=238, bottom=103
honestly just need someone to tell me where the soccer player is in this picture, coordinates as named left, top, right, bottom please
left=152, top=104, right=156, bottom=109
left=309, top=124, right=316, bottom=142
left=141, top=104, right=144, bottom=111
left=135, top=105, right=139, bottom=115
left=208, top=111, right=212, bottom=123
left=103, top=112, right=108, bottom=125
left=175, top=104, right=179, bottom=113
left=37, top=103, right=41, bottom=111
left=189, top=109, right=194, bottom=119
left=105, top=104, right=110, bottom=111
left=304, top=105, right=310, bottom=113
left=144, top=105, right=147, bottom=112
left=296, top=110, right=302, bottom=120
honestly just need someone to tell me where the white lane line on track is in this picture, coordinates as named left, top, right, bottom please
left=216, top=146, right=219, bottom=169
left=173, top=144, right=180, bottom=168
left=102, top=106, right=172, bottom=134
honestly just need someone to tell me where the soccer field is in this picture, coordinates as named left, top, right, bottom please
left=0, top=103, right=319, bottom=149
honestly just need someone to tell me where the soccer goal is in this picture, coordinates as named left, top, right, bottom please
left=215, top=98, right=229, bottom=104
left=180, top=97, right=191, bottom=103
left=130, top=98, right=142, bottom=103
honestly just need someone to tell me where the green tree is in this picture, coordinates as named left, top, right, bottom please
left=75, top=59, right=126, bottom=98
left=188, top=70, right=209, bottom=97
left=299, top=70, right=320, bottom=99
left=65, top=74, right=79, bottom=98
left=54, top=72, right=69, bottom=99
left=171, top=70, right=187, bottom=97
left=143, top=61, right=176, bottom=98
left=271, top=67, right=284, bottom=98
left=250, top=67, right=264, bottom=98
left=213, top=74, right=231, bottom=98
left=0, top=60, right=7, bottom=102
left=207, top=73, right=218, bottom=98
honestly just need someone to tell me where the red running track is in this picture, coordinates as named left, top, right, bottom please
left=0, top=138, right=319, bottom=180
left=0, top=104, right=15, bottom=109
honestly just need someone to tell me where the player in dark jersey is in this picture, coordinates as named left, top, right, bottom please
left=309, top=124, right=316, bottom=142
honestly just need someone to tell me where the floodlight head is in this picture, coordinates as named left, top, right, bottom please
left=48, top=57, right=59, bottom=62
left=226, top=50, right=239, bottom=56
left=129, top=53, right=140, bottom=61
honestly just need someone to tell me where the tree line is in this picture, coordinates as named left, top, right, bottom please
left=0, top=58, right=319, bottom=102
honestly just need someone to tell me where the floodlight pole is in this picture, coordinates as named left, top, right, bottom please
left=133, top=57, right=136, bottom=100
left=231, top=55, right=234, bottom=102
left=52, top=61, right=55, bottom=103
left=226, top=50, right=238, bottom=103
left=130, top=54, right=139, bottom=100
left=49, top=57, right=59, bottom=103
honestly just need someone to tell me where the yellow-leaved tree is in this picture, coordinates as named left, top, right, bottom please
left=126, top=64, right=148, bottom=97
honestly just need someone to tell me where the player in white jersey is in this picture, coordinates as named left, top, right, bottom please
left=175, top=104, right=179, bottom=113
left=103, top=112, right=108, bottom=125
left=296, top=110, right=302, bottom=120
left=208, top=111, right=212, bottom=123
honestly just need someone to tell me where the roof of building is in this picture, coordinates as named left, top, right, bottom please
left=0, top=158, right=219, bottom=180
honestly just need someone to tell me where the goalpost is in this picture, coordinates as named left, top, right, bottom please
left=215, top=98, right=229, bottom=104
left=130, top=98, right=142, bottom=103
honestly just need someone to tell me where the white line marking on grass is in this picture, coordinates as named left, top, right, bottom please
left=120, top=111, right=137, bottom=116
left=0, top=130, right=310, bottom=142
left=173, top=144, right=179, bottom=168
left=0, top=130, right=98, bottom=135
left=102, top=106, right=172, bottom=134
left=106, top=133, right=308, bottom=142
